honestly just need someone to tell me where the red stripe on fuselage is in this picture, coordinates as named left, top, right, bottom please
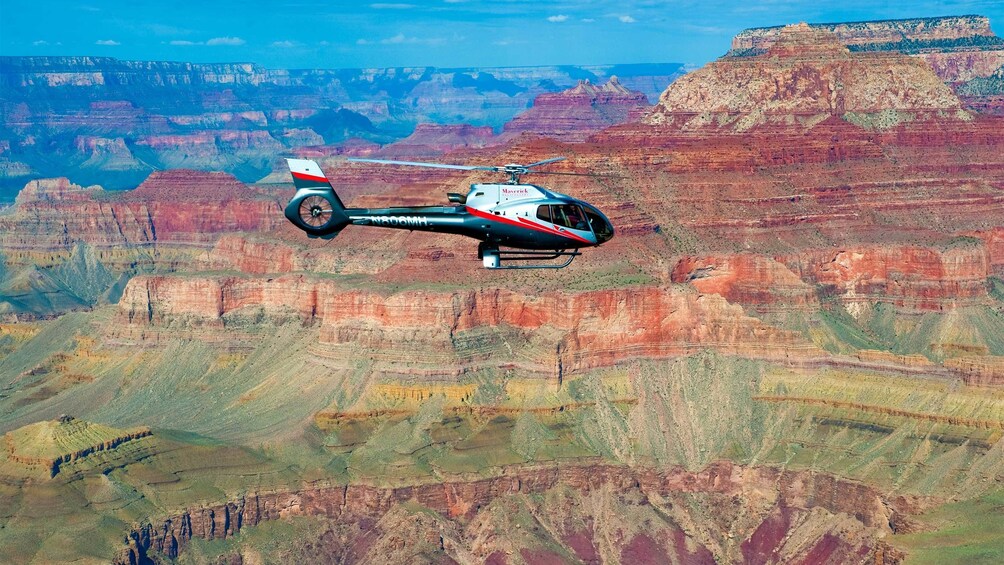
left=292, top=171, right=330, bottom=183
left=465, top=206, right=592, bottom=245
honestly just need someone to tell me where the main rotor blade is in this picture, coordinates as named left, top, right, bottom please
left=347, top=158, right=496, bottom=171
left=524, top=156, right=566, bottom=169
left=531, top=171, right=624, bottom=178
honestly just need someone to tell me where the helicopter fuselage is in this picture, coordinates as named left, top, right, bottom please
left=334, top=183, right=610, bottom=250
left=283, top=157, right=614, bottom=269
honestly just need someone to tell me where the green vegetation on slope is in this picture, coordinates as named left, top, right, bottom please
left=896, top=489, right=1004, bottom=564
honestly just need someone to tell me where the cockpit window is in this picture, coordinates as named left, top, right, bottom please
left=550, top=204, right=588, bottom=230
left=536, top=205, right=551, bottom=223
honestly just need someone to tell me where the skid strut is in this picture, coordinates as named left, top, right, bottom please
left=479, top=244, right=581, bottom=269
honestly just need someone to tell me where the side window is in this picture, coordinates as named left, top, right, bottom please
left=536, top=204, right=551, bottom=222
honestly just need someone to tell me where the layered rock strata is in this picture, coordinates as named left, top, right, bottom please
left=0, top=172, right=286, bottom=262
left=116, top=461, right=902, bottom=565
left=727, top=16, right=1004, bottom=114
left=3, top=417, right=152, bottom=478
left=647, top=24, right=967, bottom=131
left=116, top=277, right=819, bottom=373
left=375, top=123, right=495, bottom=158
left=501, top=77, right=651, bottom=142
left=0, top=57, right=685, bottom=191
left=671, top=244, right=994, bottom=314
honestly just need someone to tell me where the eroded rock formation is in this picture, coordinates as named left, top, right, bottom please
left=501, top=77, right=651, bottom=142
left=647, top=24, right=967, bottom=131
left=116, top=462, right=904, bottom=565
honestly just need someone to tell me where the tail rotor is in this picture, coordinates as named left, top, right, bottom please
left=284, top=159, right=351, bottom=239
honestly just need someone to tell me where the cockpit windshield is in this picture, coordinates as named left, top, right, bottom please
left=581, top=203, right=614, bottom=243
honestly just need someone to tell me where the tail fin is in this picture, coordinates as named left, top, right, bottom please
left=286, top=158, right=347, bottom=209
left=284, top=159, right=351, bottom=239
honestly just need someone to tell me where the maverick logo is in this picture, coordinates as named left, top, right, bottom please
left=370, top=215, right=429, bottom=227
left=502, top=187, right=530, bottom=196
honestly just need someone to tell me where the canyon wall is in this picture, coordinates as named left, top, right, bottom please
left=116, top=461, right=901, bottom=565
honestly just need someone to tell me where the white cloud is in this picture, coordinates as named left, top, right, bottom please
left=619, top=15, right=636, bottom=23
left=95, top=39, right=120, bottom=46
left=357, top=33, right=449, bottom=46
left=206, top=36, right=245, bottom=46
left=169, top=36, right=247, bottom=47
left=379, top=33, right=446, bottom=45
left=582, top=18, right=595, bottom=23
left=272, top=40, right=297, bottom=48
left=33, top=40, right=49, bottom=46
left=370, top=3, right=413, bottom=7
left=146, top=24, right=190, bottom=36
left=547, top=15, right=568, bottom=23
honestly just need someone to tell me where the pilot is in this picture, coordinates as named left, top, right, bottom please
left=569, top=211, right=587, bottom=230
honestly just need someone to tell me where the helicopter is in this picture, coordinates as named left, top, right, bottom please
left=283, top=156, right=614, bottom=269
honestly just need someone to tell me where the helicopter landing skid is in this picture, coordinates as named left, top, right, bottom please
left=479, top=246, right=581, bottom=269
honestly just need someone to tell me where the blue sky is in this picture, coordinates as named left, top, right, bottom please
left=3, top=1, right=1003, bottom=68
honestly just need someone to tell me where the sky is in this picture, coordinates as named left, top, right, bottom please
left=2, top=1, right=1003, bottom=69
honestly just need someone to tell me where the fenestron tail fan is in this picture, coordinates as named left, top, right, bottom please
left=284, top=159, right=351, bottom=239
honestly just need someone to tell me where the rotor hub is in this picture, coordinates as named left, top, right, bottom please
left=298, top=195, right=334, bottom=228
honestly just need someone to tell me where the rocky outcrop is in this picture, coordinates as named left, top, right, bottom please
left=781, top=244, right=992, bottom=313
left=727, top=16, right=1004, bottom=115
left=730, top=16, right=1000, bottom=56
left=115, top=461, right=902, bottom=565
left=944, top=356, right=1004, bottom=387
left=971, top=227, right=1004, bottom=275
left=501, top=77, right=651, bottom=142
left=647, top=24, right=967, bottom=131
left=376, top=123, right=495, bottom=158
left=3, top=417, right=152, bottom=478
left=14, top=177, right=101, bottom=203
left=672, top=244, right=993, bottom=315
left=0, top=172, right=286, bottom=257
left=124, top=169, right=260, bottom=201
left=728, top=16, right=1004, bottom=81
left=116, top=277, right=820, bottom=370
left=671, top=254, right=818, bottom=313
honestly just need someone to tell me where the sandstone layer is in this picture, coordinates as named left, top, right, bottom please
left=116, top=276, right=820, bottom=373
